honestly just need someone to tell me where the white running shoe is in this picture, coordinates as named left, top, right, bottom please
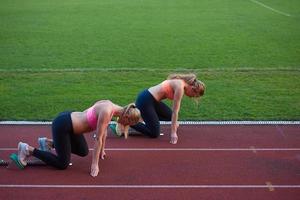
left=115, top=123, right=123, bottom=136
left=109, top=123, right=123, bottom=137
left=38, top=137, right=52, bottom=152
left=18, top=142, right=29, bottom=166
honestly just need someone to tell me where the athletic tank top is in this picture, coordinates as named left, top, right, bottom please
left=86, top=103, right=115, bottom=130
left=161, top=80, right=174, bottom=100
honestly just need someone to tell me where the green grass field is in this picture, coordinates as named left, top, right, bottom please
left=1, top=0, right=300, bottom=120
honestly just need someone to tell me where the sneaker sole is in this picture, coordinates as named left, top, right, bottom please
left=10, top=153, right=25, bottom=169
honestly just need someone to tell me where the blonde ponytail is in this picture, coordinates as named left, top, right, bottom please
left=167, top=73, right=197, bottom=85
left=168, top=73, right=205, bottom=97
left=121, top=103, right=141, bottom=125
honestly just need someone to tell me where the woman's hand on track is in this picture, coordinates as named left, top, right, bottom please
left=170, top=133, right=178, bottom=144
left=100, top=150, right=106, bottom=160
left=90, top=164, right=99, bottom=177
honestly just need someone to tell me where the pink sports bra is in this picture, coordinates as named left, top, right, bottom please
left=161, top=80, right=174, bottom=100
left=86, top=106, right=98, bottom=130
left=86, top=104, right=115, bottom=130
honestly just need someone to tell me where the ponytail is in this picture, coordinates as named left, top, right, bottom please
left=168, top=73, right=205, bottom=97
left=121, top=103, right=141, bottom=125
left=167, top=73, right=197, bottom=85
left=122, top=103, right=137, bottom=117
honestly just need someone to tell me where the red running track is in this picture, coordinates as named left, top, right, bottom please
left=0, top=124, right=299, bottom=200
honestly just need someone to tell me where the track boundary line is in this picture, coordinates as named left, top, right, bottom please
left=1, top=148, right=300, bottom=151
left=0, top=184, right=299, bottom=189
left=1, top=121, right=300, bottom=125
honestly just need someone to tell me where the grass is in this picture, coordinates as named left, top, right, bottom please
left=0, top=69, right=299, bottom=121
left=0, top=0, right=300, bottom=69
left=0, top=0, right=300, bottom=120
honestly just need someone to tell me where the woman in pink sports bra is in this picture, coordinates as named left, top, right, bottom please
left=13, top=100, right=140, bottom=177
left=111, top=73, right=205, bottom=145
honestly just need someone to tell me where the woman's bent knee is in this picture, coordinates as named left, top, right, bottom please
left=148, top=130, right=160, bottom=138
left=56, top=158, right=71, bottom=170
left=73, top=147, right=89, bottom=157
left=57, top=161, right=69, bottom=170
left=77, top=149, right=89, bottom=157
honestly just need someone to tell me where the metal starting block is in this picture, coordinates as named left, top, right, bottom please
left=0, top=154, right=46, bottom=169
left=0, top=153, right=72, bottom=169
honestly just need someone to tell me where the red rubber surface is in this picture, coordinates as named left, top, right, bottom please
left=0, top=124, right=299, bottom=199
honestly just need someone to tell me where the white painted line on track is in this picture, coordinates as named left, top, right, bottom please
left=1, top=121, right=300, bottom=125
left=250, top=0, right=291, bottom=17
left=1, top=148, right=300, bottom=151
left=105, top=148, right=300, bottom=151
left=0, top=184, right=299, bottom=189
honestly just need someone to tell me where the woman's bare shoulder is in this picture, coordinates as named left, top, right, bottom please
left=93, top=100, right=114, bottom=113
left=170, top=79, right=185, bottom=89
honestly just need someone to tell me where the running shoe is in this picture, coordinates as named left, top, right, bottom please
left=109, top=123, right=122, bottom=137
left=18, top=142, right=29, bottom=166
left=38, top=137, right=52, bottom=152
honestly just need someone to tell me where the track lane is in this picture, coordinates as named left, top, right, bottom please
left=0, top=124, right=299, bottom=200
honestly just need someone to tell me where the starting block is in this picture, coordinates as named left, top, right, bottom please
left=0, top=153, right=72, bottom=169
left=0, top=153, right=46, bottom=169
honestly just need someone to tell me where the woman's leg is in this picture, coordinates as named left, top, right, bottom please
left=32, top=112, right=73, bottom=169
left=156, top=101, right=172, bottom=121
left=70, top=134, right=89, bottom=157
left=131, top=90, right=161, bottom=138
left=38, top=130, right=89, bottom=157
left=133, top=106, right=160, bottom=138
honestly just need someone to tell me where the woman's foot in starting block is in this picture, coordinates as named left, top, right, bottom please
left=10, top=142, right=30, bottom=169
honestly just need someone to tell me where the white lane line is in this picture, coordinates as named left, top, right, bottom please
left=250, top=0, right=291, bottom=17
left=1, top=148, right=300, bottom=151
left=0, top=184, right=299, bottom=188
left=1, top=121, right=300, bottom=125
left=105, top=148, right=300, bottom=151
